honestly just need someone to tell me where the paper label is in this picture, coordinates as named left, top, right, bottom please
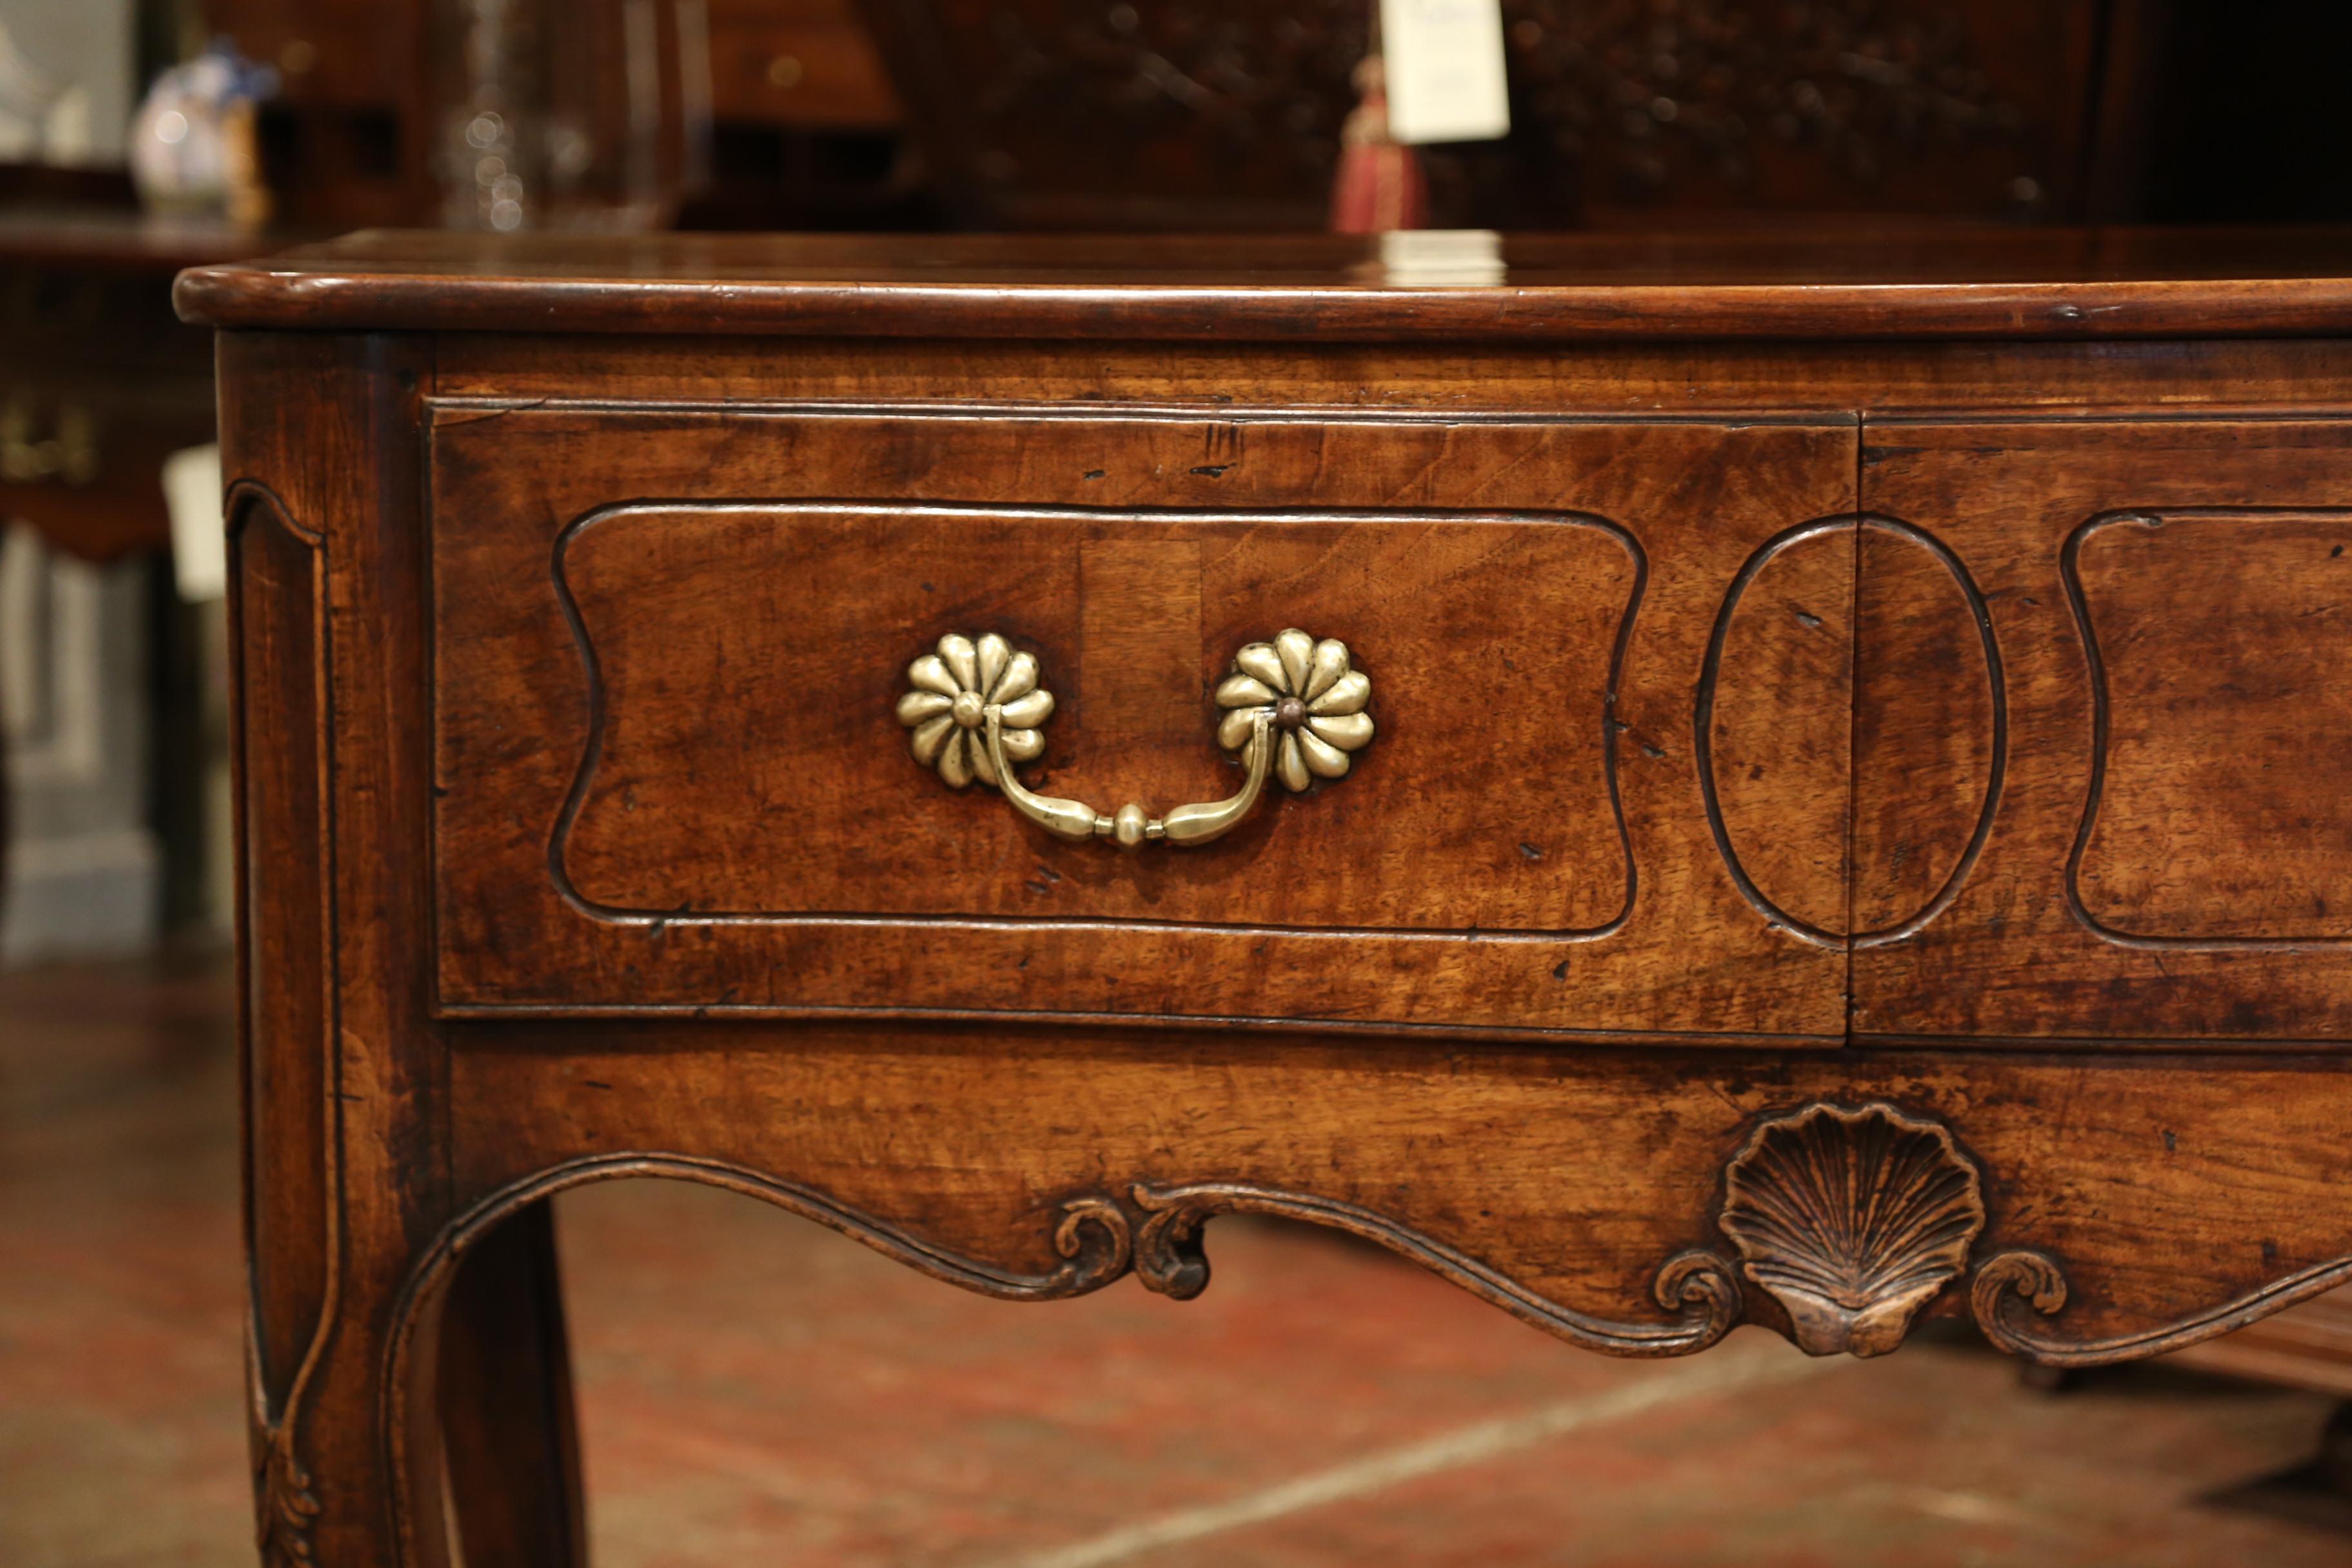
left=1379, top=0, right=1511, bottom=146
left=164, top=443, right=226, bottom=603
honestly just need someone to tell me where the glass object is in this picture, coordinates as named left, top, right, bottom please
left=431, top=0, right=710, bottom=232
left=127, top=41, right=276, bottom=224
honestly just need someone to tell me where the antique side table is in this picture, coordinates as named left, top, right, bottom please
left=179, top=228, right=2352, bottom=1566
left=0, top=208, right=263, bottom=912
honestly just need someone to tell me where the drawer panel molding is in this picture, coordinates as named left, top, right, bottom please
left=1857, top=419, right=2352, bottom=1041
left=1847, top=516, right=2009, bottom=945
left=435, top=407, right=1856, bottom=1035
left=1696, top=515, right=1857, bottom=946
left=2064, top=505, right=2352, bottom=947
left=548, top=500, right=1632, bottom=931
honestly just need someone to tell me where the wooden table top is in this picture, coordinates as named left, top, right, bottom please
left=0, top=207, right=291, bottom=274
left=175, top=224, right=2352, bottom=342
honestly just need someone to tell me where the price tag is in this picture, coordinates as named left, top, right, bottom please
left=1378, top=0, right=1511, bottom=146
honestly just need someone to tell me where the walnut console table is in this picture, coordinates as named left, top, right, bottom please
left=178, top=228, right=2352, bottom=1565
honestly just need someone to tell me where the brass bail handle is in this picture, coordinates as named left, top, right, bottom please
left=896, top=629, right=1376, bottom=849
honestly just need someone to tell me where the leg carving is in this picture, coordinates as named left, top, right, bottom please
left=381, top=1156, right=1139, bottom=1566
left=230, top=479, right=339, bottom=1567
left=439, top=1202, right=587, bottom=1568
left=385, top=1139, right=1745, bottom=1567
left=255, top=1413, right=323, bottom=1565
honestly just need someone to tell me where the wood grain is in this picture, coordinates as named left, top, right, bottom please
left=1857, top=418, right=2352, bottom=1041
left=1696, top=516, right=1855, bottom=943
left=228, top=482, right=333, bottom=1418
left=2068, top=508, right=2352, bottom=941
left=429, top=333, right=2352, bottom=419
left=203, top=232, right=2352, bottom=1564
left=1078, top=538, right=1203, bottom=750
left=175, top=225, right=2352, bottom=341
left=1850, top=516, right=2006, bottom=942
left=445, top=1024, right=2352, bottom=1358
left=430, top=406, right=1854, bottom=1037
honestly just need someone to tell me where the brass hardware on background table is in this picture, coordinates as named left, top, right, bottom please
left=0, top=400, right=99, bottom=486
left=896, top=628, right=1375, bottom=848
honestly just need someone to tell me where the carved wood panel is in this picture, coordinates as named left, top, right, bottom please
left=1720, top=1101, right=1982, bottom=1356
left=226, top=480, right=337, bottom=1566
left=1856, top=418, right=2352, bottom=1041
left=429, top=404, right=1856, bottom=1037
left=1850, top=514, right=2006, bottom=941
left=1697, top=516, right=1856, bottom=943
left=2067, top=507, right=2352, bottom=943
left=551, top=500, right=1640, bottom=933
left=442, top=1028, right=2352, bottom=1369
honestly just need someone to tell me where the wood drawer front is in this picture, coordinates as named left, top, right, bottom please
left=1859, top=418, right=2352, bottom=1042
left=429, top=406, right=1855, bottom=1037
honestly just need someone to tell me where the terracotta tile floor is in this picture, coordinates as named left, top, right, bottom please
left=5, top=958, right=2351, bottom=1566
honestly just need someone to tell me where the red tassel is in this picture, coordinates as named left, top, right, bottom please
left=1329, top=56, right=1428, bottom=234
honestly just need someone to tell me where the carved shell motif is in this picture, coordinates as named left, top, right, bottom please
left=1718, top=1102, right=1985, bottom=1358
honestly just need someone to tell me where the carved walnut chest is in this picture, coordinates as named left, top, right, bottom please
left=177, top=227, right=2352, bottom=1565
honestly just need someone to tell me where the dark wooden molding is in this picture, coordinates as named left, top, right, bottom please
left=175, top=226, right=2352, bottom=342
left=226, top=476, right=326, bottom=547
left=1718, top=1102, right=1985, bottom=1358
left=255, top=1426, right=322, bottom=1568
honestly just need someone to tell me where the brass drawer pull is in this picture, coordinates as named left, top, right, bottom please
left=897, top=629, right=1375, bottom=848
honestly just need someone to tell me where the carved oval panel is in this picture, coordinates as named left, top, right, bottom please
left=1702, top=516, right=2003, bottom=945
left=1849, top=518, right=2006, bottom=944
left=1698, top=518, right=1855, bottom=943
